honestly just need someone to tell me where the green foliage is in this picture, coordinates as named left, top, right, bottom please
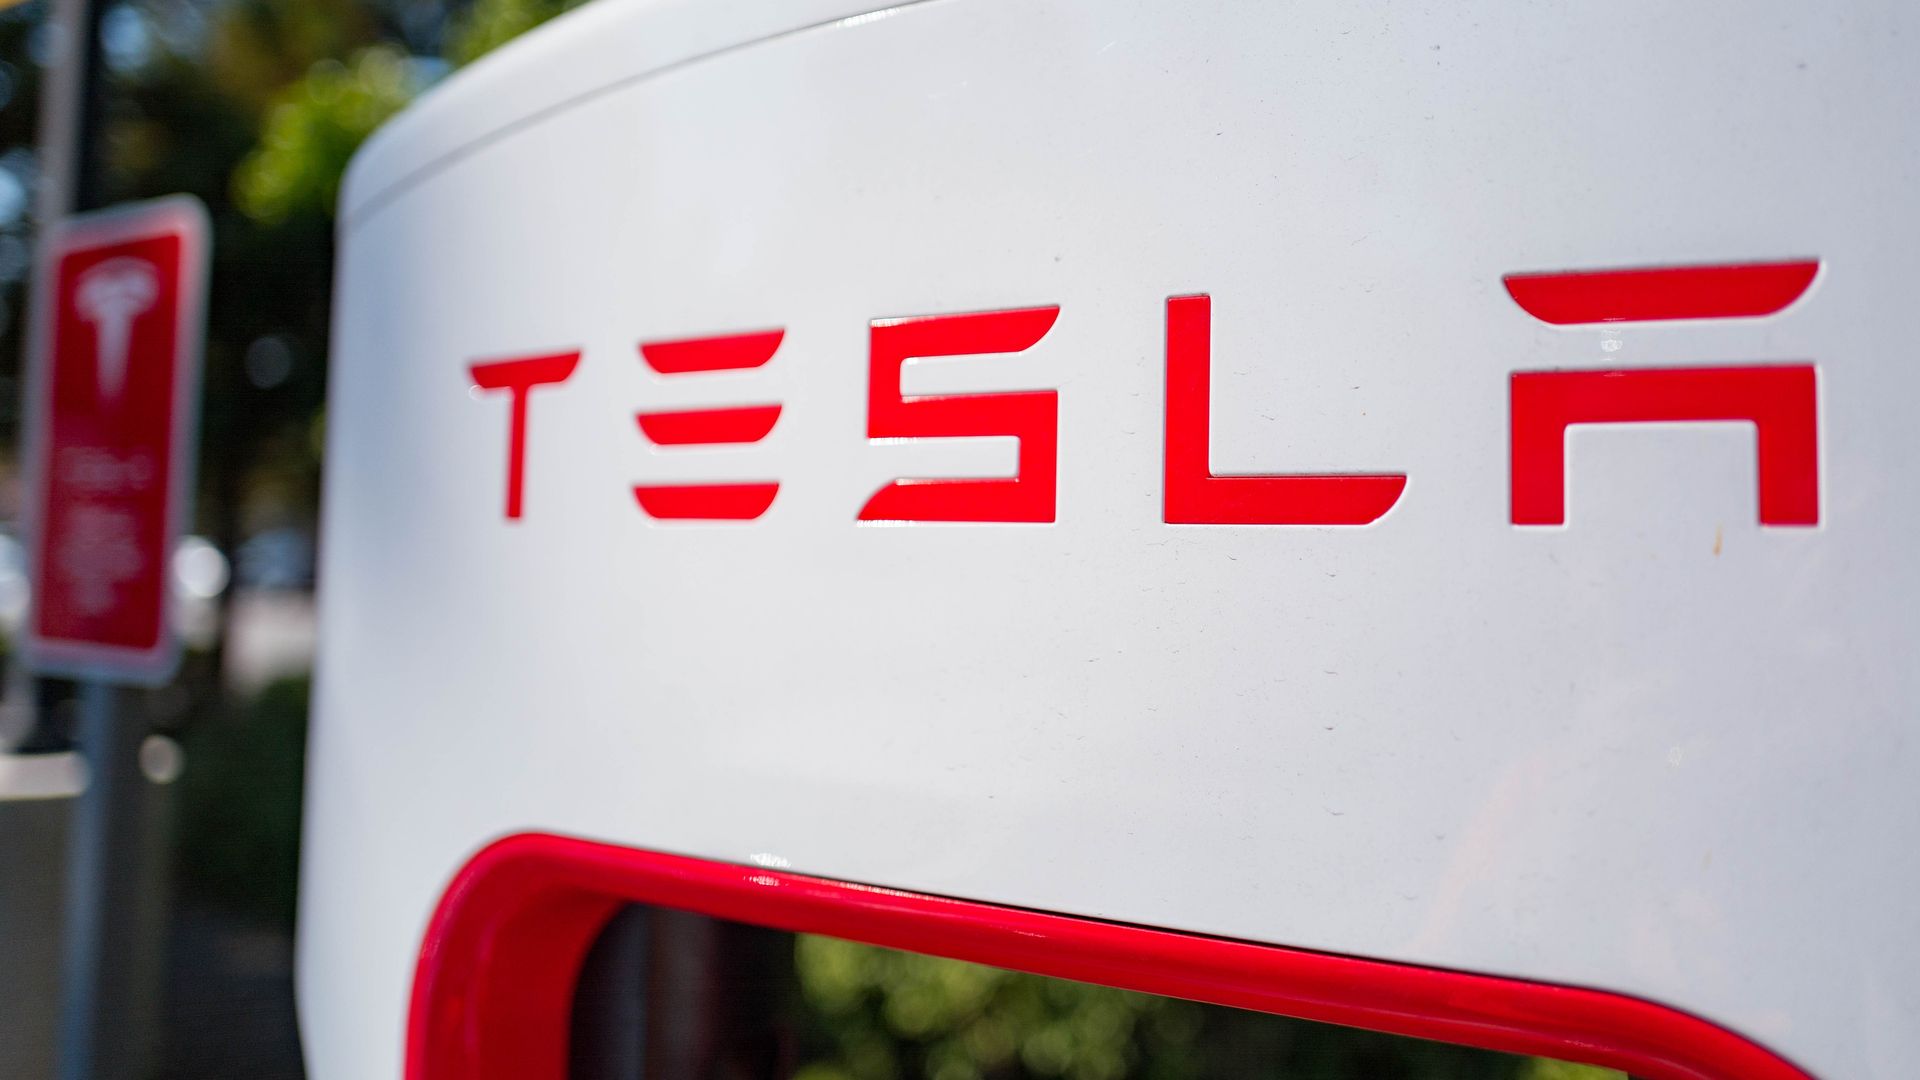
left=446, top=0, right=590, bottom=67
left=1517, top=1061, right=1625, bottom=1080
left=792, top=935, right=1612, bottom=1080
left=797, top=934, right=1204, bottom=1080
left=175, top=676, right=311, bottom=925
left=231, top=45, right=417, bottom=225
left=202, top=0, right=386, bottom=120
left=229, top=0, right=591, bottom=226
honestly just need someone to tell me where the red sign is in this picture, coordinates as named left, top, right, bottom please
left=23, top=196, right=209, bottom=683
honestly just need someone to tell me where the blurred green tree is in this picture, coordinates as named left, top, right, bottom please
left=231, top=43, right=417, bottom=226
left=445, top=0, right=583, bottom=66
left=791, top=935, right=1629, bottom=1080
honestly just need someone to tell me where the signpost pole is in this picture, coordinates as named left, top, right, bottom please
left=56, top=681, right=146, bottom=1080
left=33, top=1, right=117, bottom=1078
left=24, top=3, right=199, bottom=1078
left=43, top=1, right=160, bottom=1073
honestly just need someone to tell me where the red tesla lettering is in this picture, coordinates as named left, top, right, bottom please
left=635, top=405, right=782, bottom=446
left=466, top=260, right=1833, bottom=532
left=469, top=351, right=581, bottom=520
left=859, top=306, right=1060, bottom=523
left=632, top=483, right=781, bottom=520
left=632, top=329, right=786, bottom=521
left=1504, top=259, right=1822, bottom=526
left=1163, top=295, right=1406, bottom=525
left=1510, top=365, right=1819, bottom=526
left=639, top=328, right=783, bottom=373
left=1503, top=260, right=1818, bottom=325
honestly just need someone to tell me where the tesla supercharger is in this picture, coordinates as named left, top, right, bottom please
left=304, top=1, right=1920, bottom=1078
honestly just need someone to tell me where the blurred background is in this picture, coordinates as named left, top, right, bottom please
left=0, top=3, right=1623, bottom=1078
left=0, top=4, right=588, bottom=1077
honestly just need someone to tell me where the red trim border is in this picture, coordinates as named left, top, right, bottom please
left=406, top=833, right=1811, bottom=1080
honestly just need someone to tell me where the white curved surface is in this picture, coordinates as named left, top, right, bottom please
left=341, top=0, right=933, bottom=224
left=305, top=2, right=1920, bottom=1077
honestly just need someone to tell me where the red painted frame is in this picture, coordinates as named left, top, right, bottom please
left=407, top=833, right=1811, bottom=1080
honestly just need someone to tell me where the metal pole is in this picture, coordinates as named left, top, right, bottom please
left=32, top=0, right=97, bottom=226
left=55, top=680, right=144, bottom=1080
left=36, top=2, right=153, bottom=1078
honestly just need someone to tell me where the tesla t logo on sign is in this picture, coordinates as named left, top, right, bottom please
left=472, top=259, right=1821, bottom=529
left=22, top=196, right=210, bottom=684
